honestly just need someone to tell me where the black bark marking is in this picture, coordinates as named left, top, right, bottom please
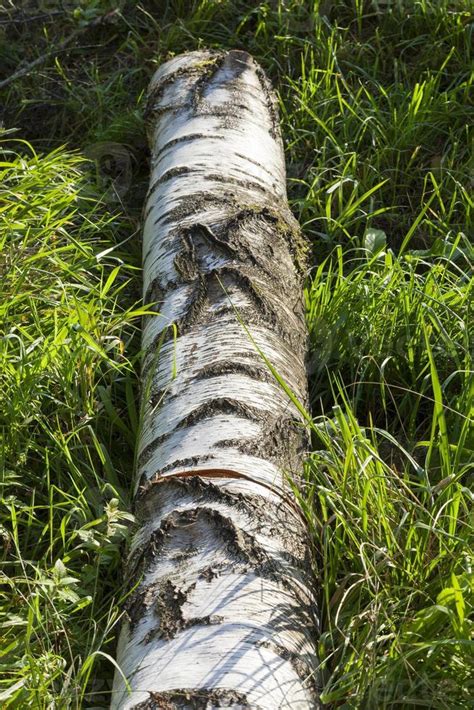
left=145, top=203, right=306, bottom=306
left=176, top=398, right=264, bottom=431
left=144, top=200, right=308, bottom=280
left=139, top=316, right=291, bottom=401
left=149, top=169, right=271, bottom=200
left=159, top=455, right=214, bottom=475
left=196, top=507, right=267, bottom=567
left=173, top=223, right=237, bottom=284
left=175, top=273, right=208, bottom=333
left=172, top=544, right=199, bottom=563
left=137, top=432, right=168, bottom=470
left=136, top=472, right=308, bottom=540
left=156, top=191, right=234, bottom=228
left=126, top=506, right=274, bottom=630
left=143, top=200, right=157, bottom=223
left=154, top=132, right=226, bottom=159
left=147, top=165, right=193, bottom=195
left=190, top=222, right=238, bottom=259
left=139, top=307, right=299, bottom=386
left=224, top=205, right=307, bottom=276
left=147, top=357, right=273, bottom=412
left=137, top=476, right=280, bottom=524
left=195, top=359, right=272, bottom=383
left=203, top=172, right=269, bottom=194
left=129, top=477, right=315, bottom=590
left=173, top=231, right=198, bottom=282
left=163, top=263, right=281, bottom=340
left=148, top=168, right=271, bottom=198
left=132, top=688, right=255, bottom=709
left=141, top=578, right=225, bottom=643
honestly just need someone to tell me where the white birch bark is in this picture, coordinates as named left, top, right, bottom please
left=112, top=49, right=319, bottom=710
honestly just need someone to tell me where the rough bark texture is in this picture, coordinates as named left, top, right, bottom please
left=112, top=49, right=319, bottom=709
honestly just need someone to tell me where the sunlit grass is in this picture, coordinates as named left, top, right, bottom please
left=300, top=392, right=472, bottom=708
left=0, top=145, right=143, bottom=706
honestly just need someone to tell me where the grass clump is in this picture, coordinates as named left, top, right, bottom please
left=302, top=395, right=472, bottom=708
left=0, top=144, right=143, bottom=706
left=0, top=0, right=472, bottom=707
left=306, top=236, right=472, bottom=446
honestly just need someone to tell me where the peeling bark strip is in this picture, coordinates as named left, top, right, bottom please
left=111, top=50, right=319, bottom=709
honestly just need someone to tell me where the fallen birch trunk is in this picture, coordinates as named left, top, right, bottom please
left=112, top=49, right=319, bottom=710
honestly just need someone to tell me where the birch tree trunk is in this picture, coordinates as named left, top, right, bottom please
left=112, top=49, right=319, bottom=710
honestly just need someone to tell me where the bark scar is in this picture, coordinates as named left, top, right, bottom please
left=141, top=467, right=306, bottom=524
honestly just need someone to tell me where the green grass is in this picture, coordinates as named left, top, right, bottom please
left=0, top=145, right=146, bottom=706
left=1, top=0, right=472, bottom=707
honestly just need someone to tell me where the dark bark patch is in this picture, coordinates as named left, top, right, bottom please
left=133, top=687, right=254, bottom=709
left=233, top=152, right=277, bottom=180
left=144, top=357, right=273, bottom=421
left=140, top=305, right=299, bottom=386
left=169, top=264, right=279, bottom=339
left=198, top=564, right=224, bottom=582
left=145, top=578, right=224, bottom=643
left=215, top=415, right=310, bottom=474
left=187, top=222, right=238, bottom=260
left=136, top=473, right=307, bottom=550
left=153, top=580, right=187, bottom=640
left=147, top=505, right=266, bottom=569
left=173, top=233, right=198, bottom=282
left=174, top=223, right=237, bottom=284
left=127, top=505, right=284, bottom=633
left=137, top=475, right=247, bottom=518
left=127, top=505, right=270, bottom=595
left=190, top=54, right=227, bottom=113
left=175, top=273, right=208, bottom=333
left=148, top=168, right=271, bottom=201
left=171, top=544, right=199, bottom=563
left=194, top=507, right=267, bottom=568
left=155, top=191, right=234, bottom=227
left=126, top=479, right=317, bottom=637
